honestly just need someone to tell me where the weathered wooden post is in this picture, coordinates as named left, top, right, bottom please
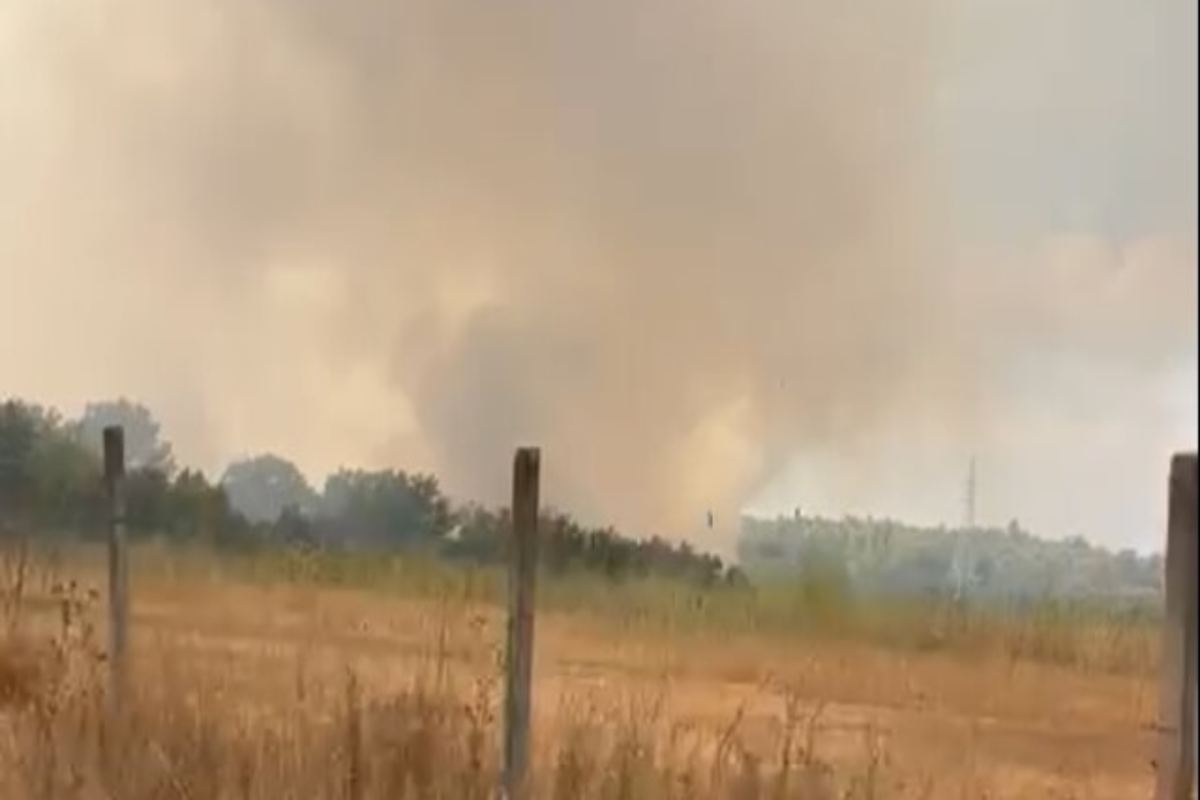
left=103, top=426, right=128, bottom=709
left=1155, top=452, right=1197, bottom=800
left=504, top=447, right=540, bottom=799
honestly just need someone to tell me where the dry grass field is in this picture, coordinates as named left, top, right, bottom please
left=0, top=541, right=1164, bottom=799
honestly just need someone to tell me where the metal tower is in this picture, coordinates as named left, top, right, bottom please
left=965, top=456, right=977, bottom=529
left=950, top=456, right=977, bottom=602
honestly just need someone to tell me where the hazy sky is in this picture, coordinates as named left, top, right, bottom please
left=753, top=0, right=1198, bottom=552
left=1, top=0, right=1195, bottom=556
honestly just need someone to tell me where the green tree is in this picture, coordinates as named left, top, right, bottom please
left=221, top=454, right=318, bottom=524
left=168, top=469, right=237, bottom=540
left=76, top=399, right=175, bottom=473
left=320, top=469, right=451, bottom=547
left=30, top=425, right=104, bottom=530
left=1, top=400, right=102, bottom=530
left=0, top=400, right=44, bottom=516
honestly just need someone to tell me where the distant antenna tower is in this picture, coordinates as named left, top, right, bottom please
left=950, top=455, right=977, bottom=602
left=965, top=456, right=977, bottom=529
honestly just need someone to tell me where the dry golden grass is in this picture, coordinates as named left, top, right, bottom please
left=0, top=541, right=1163, bottom=798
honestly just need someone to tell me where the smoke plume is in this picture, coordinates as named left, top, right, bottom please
left=1, top=0, right=1194, bottom=553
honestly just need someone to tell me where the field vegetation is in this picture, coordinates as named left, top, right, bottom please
left=0, top=538, right=1164, bottom=799
left=0, top=396, right=1167, bottom=797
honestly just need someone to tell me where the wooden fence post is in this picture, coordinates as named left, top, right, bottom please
left=103, top=426, right=128, bottom=710
left=504, top=447, right=540, bottom=799
left=1155, top=452, right=1197, bottom=800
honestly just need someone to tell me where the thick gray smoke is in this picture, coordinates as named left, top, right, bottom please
left=1, top=0, right=1194, bottom=553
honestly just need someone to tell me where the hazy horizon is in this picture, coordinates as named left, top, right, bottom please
left=2, top=0, right=1195, bottom=556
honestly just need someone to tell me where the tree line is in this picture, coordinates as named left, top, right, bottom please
left=738, top=513, right=1163, bottom=605
left=0, top=397, right=740, bottom=587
